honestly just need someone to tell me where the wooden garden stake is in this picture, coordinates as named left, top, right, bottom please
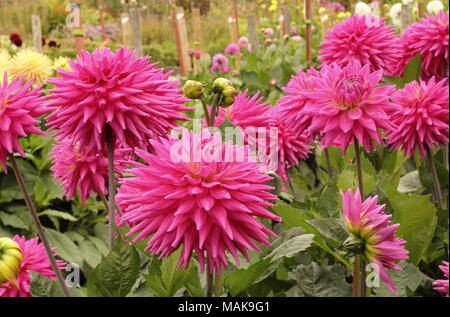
left=72, top=1, right=84, bottom=56
left=120, top=12, right=132, bottom=47
left=282, top=5, right=290, bottom=39
left=400, top=3, right=413, bottom=31
left=177, top=7, right=192, bottom=74
left=97, top=0, right=107, bottom=41
left=305, top=0, right=313, bottom=64
left=170, top=0, right=188, bottom=76
left=228, top=16, right=239, bottom=44
left=31, top=14, right=43, bottom=53
left=129, top=8, right=143, bottom=57
left=192, top=7, right=202, bottom=74
left=247, top=12, right=260, bottom=53
left=231, top=0, right=240, bottom=39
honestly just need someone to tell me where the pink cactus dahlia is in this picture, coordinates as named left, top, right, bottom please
left=0, top=74, right=51, bottom=171
left=116, top=131, right=280, bottom=273
left=0, top=235, right=66, bottom=297
left=433, top=261, right=449, bottom=296
left=396, top=11, right=449, bottom=80
left=50, top=138, right=132, bottom=204
left=210, top=54, right=230, bottom=74
left=318, top=15, right=402, bottom=75
left=340, top=188, right=409, bottom=294
left=387, top=78, right=449, bottom=158
left=225, top=43, right=240, bottom=56
left=303, top=61, right=397, bottom=155
left=46, top=48, right=191, bottom=152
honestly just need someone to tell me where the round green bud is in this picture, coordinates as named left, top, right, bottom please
left=212, top=77, right=233, bottom=94
left=183, top=80, right=204, bottom=99
left=0, top=237, right=23, bottom=289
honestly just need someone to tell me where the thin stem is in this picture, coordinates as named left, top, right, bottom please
left=354, top=138, right=364, bottom=199
left=200, top=99, right=210, bottom=125
left=8, top=154, right=71, bottom=297
left=426, top=147, right=444, bottom=209
left=352, top=255, right=361, bottom=297
left=208, top=93, right=220, bottom=127
left=444, top=145, right=449, bottom=171
left=359, top=257, right=367, bottom=297
left=206, top=261, right=213, bottom=297
left=106, top=125, right=116, bottom=250
left=324, top=147, right=333, bottom=178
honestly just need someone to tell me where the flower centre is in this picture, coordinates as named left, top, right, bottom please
left=336, top=76, right=364, bottom=108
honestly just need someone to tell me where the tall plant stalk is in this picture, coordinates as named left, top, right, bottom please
left=105, top=125, right=116, bottom=250
left=8, top=154, right=71, bottom=297
left=426, top=147, right=444, bottom=209
left=324, top=147, right=333, bottom=178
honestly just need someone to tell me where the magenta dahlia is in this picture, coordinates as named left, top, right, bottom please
left=396, top=11, right=449, bottom=80
left=387, top=78, right=449, bottom=158
left=303, top=61, right=397, bottom=155
left=45, top=48, right=191, bottom=152
left=318, top=15, right=402, bottom=75
left=50, top=138, right=132, bottom=204
left=433, top=261, right=449, bottom=296
left=341, top=188, right=409, bottom=294
left=116, top=131, right=280, bottom=273
left=0, top=235, right=66, bottom=297
left=0, top=74, right=51, bottom=171
left=225, top=43, right=240, bottom=56
left=210, top=53, right=230, bottom=74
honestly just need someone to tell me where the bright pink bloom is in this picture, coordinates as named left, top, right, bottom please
left=50, top=138, right=132, bottom=204
left=210, top=53, right=230, bottom=74
left=225, top=43, right=240, bottom=56
left=0, top=74, right=51, bottom=171
left=387, top=78, right=449, bottom=158
left=340, top=188, right=409, bottom=294
left=303, top=61, right=397, bottom=155
left=319, top=15, right=402, bottom=75
left=0, top=235, right=66, bottom=297
left=46, top=48, right=191, bottom=152
left=238, top=37, right=249, bottom=47
left=433, top=261, right=449, bottom=296
left=264, top=28, right=274, bottom=37
left=396, top=11, right=449, bottom=80
left=117, top=131, right=280, bottom=273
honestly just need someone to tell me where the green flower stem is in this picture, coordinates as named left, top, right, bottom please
left=106, top=125, right=116, bottom=250
left=8, top=154, right=71, bottom=297
left=200, top=99, right=210, bottom=126
left=426, top=147, right=444, bottom=209
left=324, top=147, right=333, bottom=178
left=359, top=257, right=367, bottom=297
left=352, top=254, right=361, bottom=297
left=208, top=93, right=220, bottom=127
left=206, top=262, right=213, bottom=297
left=354, top=138, right=364, bottom=199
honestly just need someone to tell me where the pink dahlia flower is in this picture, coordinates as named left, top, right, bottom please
left=340, top=188, right=409, bottom=294
left=268, top=107, right=312, bottom=183
left=46, top=48, right=191, bottom=152
left=433, top=261, right=449, bottom=296
left=117, top=131, right=280, bottom=273
left=0, top=74, right=51, bottom=171
left=387, top=78, right=449, bottom=158
left=0, top=235, right=66, bottom=297
left=264, top=28, right=274, bottom=37
left=396, top=11, right=449, bottom=80
left=50, top=138, right=132, bottom=204
left=225, top=43, right=240, bottom=56
left=277, top=67, right=321, bottom=141
left=210, top=53, right=230, bottom=74
left=238, top=37, right=249, bottom=48
left=303, top=61, right=397, bottom=155
left=318, top=15, right=402, bottom=76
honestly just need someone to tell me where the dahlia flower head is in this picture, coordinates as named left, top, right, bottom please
left=8, top=50, right=53, bottom=84
left=319, top=15, right=402, bottom=76
left=302, top=61, right=398, bottom=155
left=0, top=74, right=51, bottom=171
left=225, top=43, right=240, bottom=56
left=433, top=261, right=449, bottom=296
left=264, top=28, right=274, bottom=37
left=340, top=188, right=409, bottom=294
left=117, top=130, right=280, bottom=273
left=0, top=235, right=66, bottom=297
left=396, top=11, right=449, bottom=80
left=277, top=67, right=321, bottom=141
left=238, top=37, right=249, bottom=48
left=387, top=78, right=449, bottom=158
left=50, top=138, right=132, bottom=204
left=46, top=48, right=191, bottom=153
left=427, top=1, right=445, bottom=15
left=210, top=53, right=230, bottom=74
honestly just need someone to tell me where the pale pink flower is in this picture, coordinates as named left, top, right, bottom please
left=264, top=28, right=274, bottom=37
left=396, top=11, right=449, bottom=80
left=319, top=15, right=402, bottom=76
left=0, top=236, right=66, bottom=297
left=341, top=188, right=409, bottom=294
left=117, top=131, right=280, bottom=273
left=0, top=74, right=51, bottom=171
left=303, top=61, right=397, bottom=155
left=46, top=48, right=191, bottom=152
left=50, top=138, right=132, bottom=204
left=387, top=78, right=449, bottom=158
left=433, top=261, right=449, bottom=296
left=238, top=37, right=249, bottom=47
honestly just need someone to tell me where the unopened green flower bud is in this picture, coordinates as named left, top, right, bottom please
left=221, top=86, right=236, bottom=107
left=212, top=77, right=232, bottom=94
left=0, top=237, right=23, bottom=289
left=342, top=235, right=365, bottom=255
left=183, top=80, right=203, bottom=99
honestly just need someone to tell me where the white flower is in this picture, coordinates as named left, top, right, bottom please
left=389, top=3, right=402, bottom=20
left=402, top=0, right=413, bottom=5
left=355, top=2, right=372, bottom=15
left=427, top=0, right=444, bottom=14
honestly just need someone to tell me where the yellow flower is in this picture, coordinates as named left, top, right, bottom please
left=346, top=11, right=352, bottom=17
left=0, top=237, right=23, bottom=290
left=53, top=56, right=72, bottom=73
left=0, top=50, right=11, bottom=83
left=269, top=4, right=278, bottom=12
left=319, top=7, right=326, bottom=14
left=8, top=50, right=53, bottom=84
left=337, top=12, right=347, bottom=19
